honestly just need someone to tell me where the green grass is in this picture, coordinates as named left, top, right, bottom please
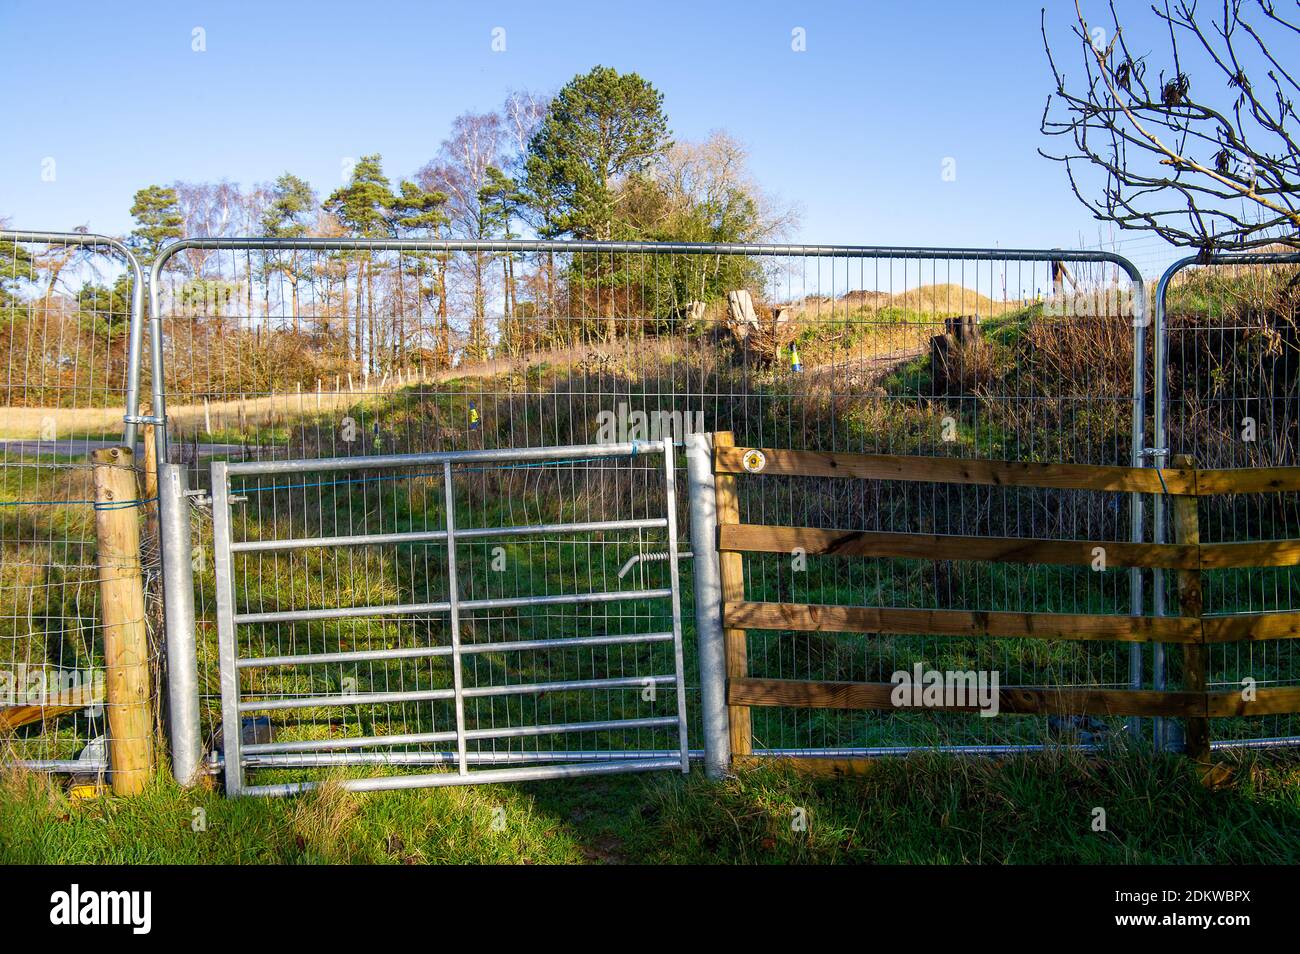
left=4, top=748, right=1298, bottom=864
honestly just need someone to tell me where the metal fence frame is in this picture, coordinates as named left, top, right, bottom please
left=209, top=439, right=687, bottom=796
left=146, top=237, right=1152, bottom=785
left=0, top=230, right=148, bottom=445
left=0, top=230, right=150, bottom=774
left=0, top=232, right=201, bottom=784
left=1153, top=250, right=1300, bottom=753
left=12, top=227, right=1300, bottom=790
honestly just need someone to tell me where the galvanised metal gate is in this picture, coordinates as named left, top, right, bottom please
left=209, top=440, right=688, bottom=796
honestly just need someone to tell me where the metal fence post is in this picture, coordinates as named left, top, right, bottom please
left=159, top=462, right=202, bottom=784
left=660, top=437, right=691, bottom=774
left=1127, top=269, right=1149, bottom=745
left=210, top=461, right=243, bottom=795
left=686, top=432, right=730, bottom=779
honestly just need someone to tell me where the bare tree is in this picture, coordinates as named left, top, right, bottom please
left=502, top=89, right=548, bottom=174
left=1041, top=0, right=1300, bottom=251
left=501, top=90, right=555, bottom=324
left=654, top=131, right=800, bottom=243
left=172, top=180, right=243, bottom=278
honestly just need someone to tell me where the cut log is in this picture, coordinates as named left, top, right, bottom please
left=725, top=290, right=800, bottom=367
left=726, top=290, right=759, bottom=340
left=0, top=687, right=104, bottom=731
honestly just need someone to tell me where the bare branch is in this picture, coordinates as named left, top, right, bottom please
left=1041, top=0, right=1300, bottom=251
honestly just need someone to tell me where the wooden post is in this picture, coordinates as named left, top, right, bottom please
left=141, top=420, right=160, bottom=547
left=93, top=446, right=155, bottom=794
left=713, top=432, right=752, bottom=756
left=1172, top=454, right=1211, bottom=763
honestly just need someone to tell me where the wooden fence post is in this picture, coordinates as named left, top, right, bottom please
left=93, top=446, right=155, bottom=794
left=1171, top=454, right=1211, bottom=763
left=714, top=432, right=752, bottom=758
left=141, top=419, right=160, bottom=547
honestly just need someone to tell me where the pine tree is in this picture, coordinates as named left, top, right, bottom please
left=480, top=166, right=529, bottom=353
left=261, top=173, right=318, bottom=329
left=324, top=155, right=396, bottom=372
left=523, top=66, right=670, bottom=242
left=127, top=185, right=183, bottom=266
left=390, top=180, right=448, bottom=368
left=523, top=67, right=670, bottom=340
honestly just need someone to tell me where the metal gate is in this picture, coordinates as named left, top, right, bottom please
left=209, top=440, right=688, bottom=795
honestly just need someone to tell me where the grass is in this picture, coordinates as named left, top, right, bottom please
left=6, top=279, right=1300, bottom=855
left=3, top=747, right=1298, bottom=864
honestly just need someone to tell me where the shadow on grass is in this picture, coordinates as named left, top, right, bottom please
left=3, top=747, right=1298, bottom=865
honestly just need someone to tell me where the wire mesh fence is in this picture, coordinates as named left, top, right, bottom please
left=1158, top=253, right=1300, bottom=747
left=0, top=231, right=159, bottom=772
left=8, top=230, right=1297, bottom=786
left=146, top=239, right=1154, bottom=771
left=4, top=217, right=1298, bottom=794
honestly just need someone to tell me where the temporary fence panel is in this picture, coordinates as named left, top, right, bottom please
left=1154, top=250, right=1300, bottom=751
left=0, top=230, right=151, bottom=773
left=146, top=238, right=1150, bottom=774
left=209, top=440, right=687, bottom=796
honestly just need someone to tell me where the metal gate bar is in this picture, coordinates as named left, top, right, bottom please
left=210, top=440, right=688, bottom=796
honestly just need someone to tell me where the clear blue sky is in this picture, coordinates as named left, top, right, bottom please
left=0, top=0, right=1175, bottom=257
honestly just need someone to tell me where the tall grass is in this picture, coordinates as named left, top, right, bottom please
left=3, top=748, right=1297, bottom=864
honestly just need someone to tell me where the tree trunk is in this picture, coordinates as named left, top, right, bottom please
left=366, top=255, right=376, bottom=375
left=290, top=251, right=301, bottom=334
left=354, top=260, right=364, bottom=368
left=501, top=255, right=512, bottom=355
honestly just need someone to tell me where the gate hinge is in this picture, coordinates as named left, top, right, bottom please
left=1142, top=446, right=1170, bottom=462
left=124, top=413, right=166, bottom=426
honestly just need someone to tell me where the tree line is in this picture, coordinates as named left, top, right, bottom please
left=119, top=66, right=795, bottom=378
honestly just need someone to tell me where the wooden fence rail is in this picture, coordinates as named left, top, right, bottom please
left=713, top=436, right=1300, bottom=770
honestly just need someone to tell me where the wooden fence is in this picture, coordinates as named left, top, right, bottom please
left=712, top=432, right=1300, bottom=771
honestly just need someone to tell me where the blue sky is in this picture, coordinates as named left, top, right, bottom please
left=0, top=0, right=1186, bottom=260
